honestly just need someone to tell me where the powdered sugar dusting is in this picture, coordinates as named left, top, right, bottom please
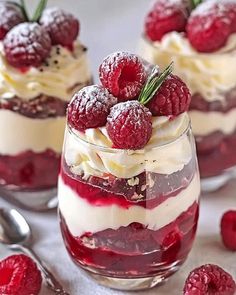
left=99, top=51, right=147, bottom=101
left=68, top=85, right=117, bottom=131
left=0, top=2, right=24, bottom=33
left=40, top=7, right=79, bottom=46
left=3, top=22, right=52, bottom=67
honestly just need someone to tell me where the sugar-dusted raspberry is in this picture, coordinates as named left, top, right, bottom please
left=40, top=7, right=79, bottom=48
left=68, top=85, right=117, bottom=131
left=99, top=52, right=147, bottom=102
left=221, top=210, right=236, bottom=251
left=183, top=264, right=236, bottom=295
left=187, top=1, right=233, bottom=53
left=144, top=0, right=188, bottom=42
left=106, top=101, right=152, bottom=150
left=0, top=254, right=42, bottom=295
left=147, top=74, right=191, bottom=116
left=3, top=22, right=51, bottom=68
left=0, top=2, right=24, bottom=40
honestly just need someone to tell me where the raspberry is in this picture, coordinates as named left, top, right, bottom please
left=106, top=101, right=152, bottom=150
left=3, top=23, right=51, bottom=68
left=0, top=254, right=42, bottom=295
left=0, top=2, right=24, bottom=40
left=183, top=264, right=236, bottom=295
left=99, top=52, right=147, bottom=102
left=40, top=7, right=79, bottom=48
left=144, top=0, right=188, bottom=42
left=221, top=210, right=236, bottom=251
left=68, top=85, right=117, bottom=131
left=147, top=74, right=191, bottom=116
left=187, top=1, right=233, bottom=53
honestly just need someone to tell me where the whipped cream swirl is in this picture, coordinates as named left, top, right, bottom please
left=64, top=112, right=192, bottom=179
left=140, top=32, right=236, bottom=102
left=0, top=41, right=91, bottom=101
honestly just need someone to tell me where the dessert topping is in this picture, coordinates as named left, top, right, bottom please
left=99, top=51, right=147, bottom=102
left=68, top=85, right=117, bottom=131
left=0, top=254, right=42, bottom=295
left=40, top=7, right=79, bottom=49
left=3, top=22, right=52, bottom=68
left=144, top=0, right=188, bottom=42
left=183, top=264, right=236, bottom=295
left=221, top=210, right=236, bottom=251
left=106, top=100, right=152, bottom=150
left=0, top=2, right=24, bottom=40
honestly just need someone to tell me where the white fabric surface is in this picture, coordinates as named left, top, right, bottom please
left=0, top=1, right=236, bottom=294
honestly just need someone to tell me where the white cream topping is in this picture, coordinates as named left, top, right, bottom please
left=0, top=109, right=65, bottom=155
left=0, top=41, right=91, bottom=100
left=64, top=112, right=192, bottom=179
left=190, top=108, right=236, bottom=136
left=140, top=32, right=236, bottom=102
left=58, top=173, right=200, bottom=237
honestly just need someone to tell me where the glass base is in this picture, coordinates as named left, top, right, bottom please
left=201, top=166, right=236, bottom=192
left=0, top=186, right=58, bottom=211
left=79, top=261, right=182, bottom=291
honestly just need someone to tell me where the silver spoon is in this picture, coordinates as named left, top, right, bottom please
left=0, top=208, right=69, bottom=295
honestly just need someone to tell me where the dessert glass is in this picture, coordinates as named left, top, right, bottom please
left=58, top=117, right=200, bottom=291
left=0, top=42, right=91, bottom=210
left=140, top=34, right=236, bottom=191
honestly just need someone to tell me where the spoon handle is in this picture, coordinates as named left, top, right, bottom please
left=12, top=244, right=70, bottom=295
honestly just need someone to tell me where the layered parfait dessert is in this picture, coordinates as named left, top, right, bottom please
left=58, top=52, right=200, bottom=290
left=141, top=0, right=236, bottom=189
left=0, top=1, right=91, bottom=209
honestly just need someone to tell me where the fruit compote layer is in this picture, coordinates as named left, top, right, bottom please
left=59, top=159, right=199, bottom=277
left=0, top=96, right=66, bottom=189
left=190, top=91, right=236, bottom=178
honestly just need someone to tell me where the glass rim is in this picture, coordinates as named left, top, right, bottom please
left=142, top=33, right=235, bottom=59
left=67, top=115, right=192, bottom=153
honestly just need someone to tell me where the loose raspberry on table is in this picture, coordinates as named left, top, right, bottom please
left=99, top=52, right=147, bottom=102
left=187, top=1, right=233, bottom=53
left=3, top=22, right=52, bottom=68
left=0, top=2, right=24, bottom=40
left=106, top=100, right=152, bottom=150
left=183, top=264, right=236, bottom=295
left=0, top=254, right=42, bottom=295
left=147, top=74, right=191, bottom=116
left=68, top=85, right=117, bottom=131
left=221, top=210, right=236, bottom=251
left=40, top=7, right=79, bottom=48
left=144, top=0, right=188, bottom=42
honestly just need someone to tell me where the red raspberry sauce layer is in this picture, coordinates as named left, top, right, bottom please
left=0, top=149, right=60, bottom=189
left=60, top=201, right=199, bottom=276
left=61, top=158, right=196, bottom=209
left=196, top=131, right=236, bottom=178
left=190, top=91, right=236, bottom=178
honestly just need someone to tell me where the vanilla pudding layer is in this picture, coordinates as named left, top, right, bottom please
left=58, top=173, right=200, bottom=237
left=190, top=108, right=236, bottom=136
left=0, top=41, right=91, bottom=101
left=140, top=32, right=236, bottom=102
left=65, top=112, right=192, bottom=179
left=0, top=109, right=65, bottom=155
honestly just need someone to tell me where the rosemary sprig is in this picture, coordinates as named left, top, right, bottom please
left=31, top=0, right=47, bottom=22
left=191, top=0, right=202, bottom=9
left=138, top=62, right=174, bottom=106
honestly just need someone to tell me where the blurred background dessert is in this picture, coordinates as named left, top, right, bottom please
left=140, top=0, right=236, bottom=191
left=0, top=1, right=91, bottom=210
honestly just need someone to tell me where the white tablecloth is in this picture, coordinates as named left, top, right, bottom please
left=0, top=0, right=236, bottom=294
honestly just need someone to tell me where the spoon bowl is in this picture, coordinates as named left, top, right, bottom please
left=0, top=207, right=69, bottom=294
left=0, top=208, right=31, bottom=245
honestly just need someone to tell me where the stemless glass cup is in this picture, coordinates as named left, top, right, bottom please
left=0, top=43, right=92, bottom=211
left=58, top=119, right=200, bottom=291
left=140, top=35, right=236, bottom=191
